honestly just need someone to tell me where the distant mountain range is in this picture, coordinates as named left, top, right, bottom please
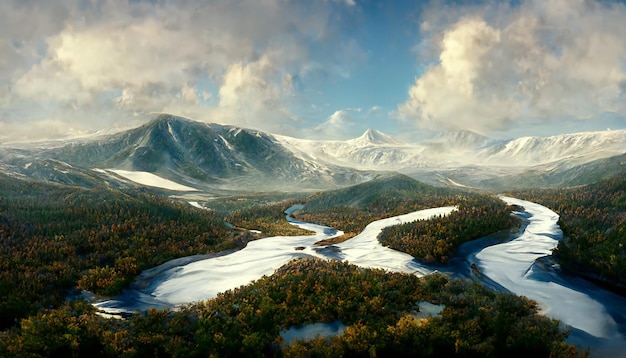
left=1, top=114, right=625, bottom=192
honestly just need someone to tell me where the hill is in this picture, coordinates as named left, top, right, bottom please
left=300, top=173, right=456, bottom=213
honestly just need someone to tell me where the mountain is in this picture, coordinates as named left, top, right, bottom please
left=276, top=130, right=431, bottom=170
left=475, top=152, right=626, bottom=190
left=480, top=130, right=626, bottom=167
left=278, top=128, right=626, bottom=188
left=2, top=115, right=376, bottom=193
left=353, top=129, right=403, bottom=146
left=1, top=114, right=625, bottom=192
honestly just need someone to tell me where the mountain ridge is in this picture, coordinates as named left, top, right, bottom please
left=1, top=114, right=625, bottom=191
left=3, top=114, right=378, bottom=193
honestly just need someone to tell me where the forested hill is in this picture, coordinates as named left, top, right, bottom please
left=0, top=173, right=239, bottom=329
left=512, top=174, right=626, bottom=290
left=293, top=173, right=518, bottom=263
left=300, top=173, right=460, bottom=214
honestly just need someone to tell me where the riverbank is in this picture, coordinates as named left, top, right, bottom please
left=93, top=198, right=626, bottom=356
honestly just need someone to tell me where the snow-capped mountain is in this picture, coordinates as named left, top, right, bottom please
left=480, top=130, right=626, bottom=167
left=1, top=114, right=625, bottom=191
left=2, top=115, right=377, bottom=192
left=277, top=131, right=430, bottom=170
left=276, top=127, right=626, bottom=188
left=277, top=128, right=487, bottom=170
left=353, top=129, right=403, bottom=146
left=279, top=128, right=626, bottom=170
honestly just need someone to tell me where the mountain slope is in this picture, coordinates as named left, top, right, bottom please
left=480, top=130, right=626, bottom=167
left=300, top=173, right=458, bottom=213
left=476, top=152, right=626, bottom=189
left=9, top=115, right=375, bottom=192
left=2, top=115, right=625, bottom=191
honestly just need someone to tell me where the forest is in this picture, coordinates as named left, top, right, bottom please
left=512, top=174, right=626, bottom=290
left=293, top=174, right=459, bottom=237
left=292, top=174, right=518, bottom=262
left=0, top=258, right=581, bottom=357
left=225, top=198, right=313, bottom=237
left=0, top=173, right=239, bottom=329
left=0, top=171, right=585, bottom=356
left=379, top=196, right=518, bottom=263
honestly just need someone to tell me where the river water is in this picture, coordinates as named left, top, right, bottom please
left=94, top=198, right=626, bottom=356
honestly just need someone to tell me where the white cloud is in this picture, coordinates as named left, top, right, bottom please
left=0, top=0, right=358, bottom=142
left=399, top=0, right=626, bottom=134
left=306, top=109, right=356, bottom=140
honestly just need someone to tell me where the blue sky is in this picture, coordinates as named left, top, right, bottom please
left=1, top=0, right=626, bottom=143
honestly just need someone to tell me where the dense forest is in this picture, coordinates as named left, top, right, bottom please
left=293, top=174, right=461, bottom=238
left=0, top=171, right=584, bottom=356
left=225, top=198, right=313, bottom=237
left=0, top=173, right=239, bottom=329
left=0, top=258, right=581, bottom=357
left=379, top=196, right=518, bottom=263
left=293, top=174, right=518, bottom=262
left=512, top=174, right=626, bottom=290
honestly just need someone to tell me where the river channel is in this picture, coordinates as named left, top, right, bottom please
left=94, top=197, right=626, bottom=356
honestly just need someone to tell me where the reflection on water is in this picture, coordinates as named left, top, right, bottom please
left=280, top=321, right=346, bottom=345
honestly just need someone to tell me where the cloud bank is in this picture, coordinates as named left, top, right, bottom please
left=0, top=0, right=354, bottom=142
left=399, top=0, right=626, bottom=134
left=2, top=0, right=626, bottom=142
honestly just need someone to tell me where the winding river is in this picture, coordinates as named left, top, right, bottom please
left=95, top=197, right=626, bottom=356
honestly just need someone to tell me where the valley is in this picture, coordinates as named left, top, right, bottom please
left=92, top=195, right=626, bottom=357
left=1, top=115, right=626, bottom=356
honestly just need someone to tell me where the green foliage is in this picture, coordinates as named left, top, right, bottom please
left=379, top=196, right=518, bottom=263
left=1, top=300, right=110, bottom=357
left=295, top=174, right=518, bottom=262
left=0, top=259, right=580, bottom=357
left=294, top=173, right=462, bottom=236
left=0, top=173, right=237, bottom=329
left=225, top=198, right=313, bottom=237
left=513, top=174, right=626, bottom=288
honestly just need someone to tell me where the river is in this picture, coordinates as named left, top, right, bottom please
left=94, top=198, right=626, bottom=356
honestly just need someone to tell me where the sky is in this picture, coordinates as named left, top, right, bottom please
left=1, top=0, right=626, bottom=143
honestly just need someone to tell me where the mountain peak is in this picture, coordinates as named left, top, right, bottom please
left=150, top=113, right=195, bottom=126
left=354, top=129, right=402, bottom=145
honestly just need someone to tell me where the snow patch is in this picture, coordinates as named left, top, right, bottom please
left=188, top=201, right=205, bottom=209
left=107, top=169, right=197, bottom=191
left=167, top=122, right=177, bottom=142
left=218, top=135, right=234, bottom=151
